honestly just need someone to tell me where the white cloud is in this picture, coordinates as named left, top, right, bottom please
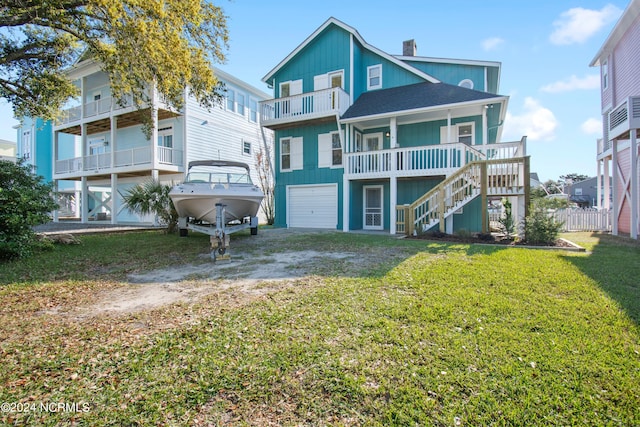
left=482, top=37, right=505, bottom=51
left=540, top=74, right=600, bottom=93
left=550, top=4, right=621, bottom=45
left=581, top=117, right=602, bottom=135
left=503, top=97, right=557, bottom=142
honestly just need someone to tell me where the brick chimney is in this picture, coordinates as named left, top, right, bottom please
left=403, top=39, right=417, bottom=56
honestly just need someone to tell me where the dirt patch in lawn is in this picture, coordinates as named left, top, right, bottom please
left=85, top=249, right=355, bottom=316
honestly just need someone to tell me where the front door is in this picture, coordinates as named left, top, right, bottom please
left=364, top=185, right=383, bottom=230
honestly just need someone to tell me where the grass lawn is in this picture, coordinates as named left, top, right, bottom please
left=1, top=230, right=639, bottom=426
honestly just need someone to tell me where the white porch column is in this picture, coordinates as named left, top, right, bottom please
left=81, top=176, right=88, bottom=223
left=447, top=110, right=452, bottom=143
left=111, top=174, right=118, bottom=224
left=52, top=180, right=59, bottom=222
left=482, top=105, right=487, bottom=147
left=342, top=176, right=350, bottom=232
left=603, top=157, right=611, bottom=210
left=390, top=117, right=397, bottom=148
left=390, top=175, right=397, bottom=235
left=630, top=129, right=638, bottom=239
left=596, top=159, right=602, bottom=209
left=612, top=139, right=619, bottom=235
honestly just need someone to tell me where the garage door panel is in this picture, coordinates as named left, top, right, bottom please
left=288, top=185, right=337, bottom=229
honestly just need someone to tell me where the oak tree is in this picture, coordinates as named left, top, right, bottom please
left=1, top=0, right=228, bottom=124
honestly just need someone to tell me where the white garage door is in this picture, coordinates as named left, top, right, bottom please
left=288, top=184, right=338, bottom=229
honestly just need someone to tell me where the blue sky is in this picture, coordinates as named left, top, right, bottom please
left=0, top=0, right=629, bottom=182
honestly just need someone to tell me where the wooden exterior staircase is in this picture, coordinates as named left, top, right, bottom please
left=396, top=156, right=530, bottom=235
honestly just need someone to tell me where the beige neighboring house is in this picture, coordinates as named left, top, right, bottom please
left=0, top=138, right=17, bottom=162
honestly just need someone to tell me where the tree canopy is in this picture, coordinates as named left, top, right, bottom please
left=0, top=0, right=228, bottom=123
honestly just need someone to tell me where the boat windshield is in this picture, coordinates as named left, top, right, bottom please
left=185, top=169, right=253, bottom=185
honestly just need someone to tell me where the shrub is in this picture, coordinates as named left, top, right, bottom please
left=0, top=160, right=58, bottom=259
left=498, top=198, right=516, bottom=236
left=122, top=180, right=178, bottom=232
left=523, top=205, right=563, bottom=245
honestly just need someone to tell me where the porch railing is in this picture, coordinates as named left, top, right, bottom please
left=54, top=147, right=183, bottom=175
left=260, top=87, right=350, bottom=126
left=344, top=143, right=478, bottom=179
left=608, top=95, right=640, bottom=140
left=59, top=94, right=137, bottom=125
left=345, top=139, right=524, bottom=179
left=396, top=157, right=529, bottom=235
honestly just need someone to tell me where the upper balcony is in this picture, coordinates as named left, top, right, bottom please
left=608, top=95, right=640, bottom=141
left=54, top=146, right=183, bottom=180
left=260, top=87, right=350, bottom=130
left=343, top=138, right=526, bottom=180
left=56, top=94, right=180, bottom=135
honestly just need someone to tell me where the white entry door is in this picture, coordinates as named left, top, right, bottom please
left=364, top=185, right=383, bottom=230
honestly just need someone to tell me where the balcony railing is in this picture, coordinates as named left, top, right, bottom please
left=54, top=147, right=183, bottom=175
left=260, top=87, right=350, bottom=127
left=608, top=95, right=640, bottom=140
left=58, top=94, right=137, bottom=125
left=344, top=140, right=524, bottom=179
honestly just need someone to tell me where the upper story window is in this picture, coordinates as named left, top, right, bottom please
left=280, top=79, right=302, bottom=98
left=602, top=60, right=609, bottom=90
left=458, top=79, right=474, bottom=89
left=237, top=93, right=245, bottom=116
left=249, top=98, right=258, bottom=122
left=226, top=89, right=235, bottom=112
left=89, top=137, right=108, bottom=155
left=21, top=130, right=31, bottom=160
left=367, top=65, right=382, bottom=90
left=157, top=126, right=173, bottom=148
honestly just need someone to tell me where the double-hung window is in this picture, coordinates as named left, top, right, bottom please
left=280, top=137, right=303, bottom=171
left=367, top=64, right=382, bottom=90
left=318, top=131, right=342, bottom=168
left=226, top=90, right=235, bottom=112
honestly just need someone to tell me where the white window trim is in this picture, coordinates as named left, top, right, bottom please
left=440, top=122, right=475, bottom=145
left=237, top=92, right=246, bottom=117
left=602, top=60, right=609, bottom=90
left=157, top=126, right=173, bottom=148
left=367, top=64, right=382, bottom=90
left=249, top=97, right=258, bottom=122
left=21, top=129, right=31, bottom=160
left=226, top=89, right=235, bottom=112
left=363, top=132, right=383, bottom=151
left=242, top=139, right=252, bottom=156
left=318, top=131, right=343, bottom=168
left=280, top=136, right=303, bottom=172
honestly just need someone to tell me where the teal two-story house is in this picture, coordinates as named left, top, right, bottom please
left=261, top=17, right=528, bottom=235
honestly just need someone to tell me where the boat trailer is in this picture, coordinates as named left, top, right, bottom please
left=178, top=203, right=258, bottom=261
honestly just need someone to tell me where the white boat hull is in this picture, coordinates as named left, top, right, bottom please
left=170, top=184, right=263, bottom=224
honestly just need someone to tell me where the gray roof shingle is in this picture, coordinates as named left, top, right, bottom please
left=341, top=82, right=503, bottom=120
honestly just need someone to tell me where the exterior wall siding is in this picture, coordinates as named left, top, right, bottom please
left=612, top=12, right=640, bottom=106
left=616, top=146, right=631, bottom=234
left=403, top=61, right=489, bottom=91
left=271, top=25, right=351, bottom=97
left=274, top=122, right=344, bottom=228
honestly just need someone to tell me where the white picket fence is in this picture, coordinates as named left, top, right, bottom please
left=548, top=208, right=611, bottom=232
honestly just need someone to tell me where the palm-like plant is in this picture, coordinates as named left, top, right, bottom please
left=122, top=180, right=178, bottom=232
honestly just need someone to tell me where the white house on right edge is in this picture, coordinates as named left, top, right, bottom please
left=591, top=0, right=640, bottom=239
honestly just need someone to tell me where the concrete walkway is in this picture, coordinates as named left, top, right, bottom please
left=33, top=222, right=163, bottom=235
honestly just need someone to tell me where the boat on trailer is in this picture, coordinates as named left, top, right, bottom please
left=169, top=160, right=264, bottom=260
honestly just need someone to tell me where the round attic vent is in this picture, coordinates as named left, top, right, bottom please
left=458, top=79, right=474, bottom=89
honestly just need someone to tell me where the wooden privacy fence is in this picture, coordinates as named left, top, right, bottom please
left=549, top=208, right=611, bottom=232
